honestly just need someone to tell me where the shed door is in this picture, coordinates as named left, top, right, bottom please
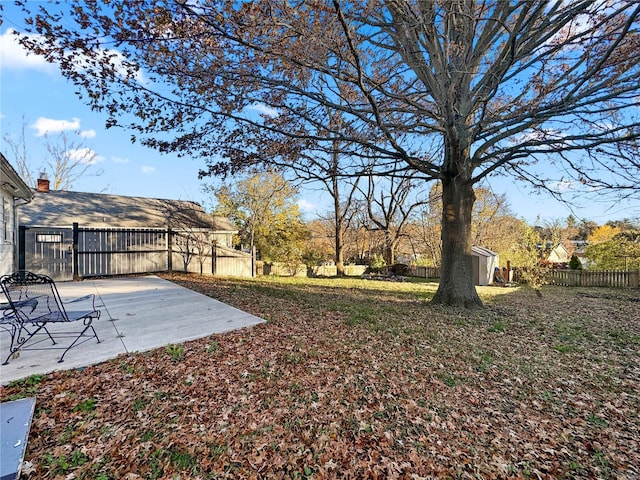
left=21, top=227, right=74, bottom=281
left=472, top=254, right=480, bottom=286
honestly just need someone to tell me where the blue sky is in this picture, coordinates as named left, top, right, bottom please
left=1, top=5, right=638, bottom=225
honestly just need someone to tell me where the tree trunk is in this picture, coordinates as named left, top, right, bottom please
left=334, top=175, right=346, bottom=276
left=335, top=223, right=345, bottom=276
left=384, top=229, right=395, bottom=266
left=431, top=176, right=483, bottom=308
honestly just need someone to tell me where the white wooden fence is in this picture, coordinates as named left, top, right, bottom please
left=546, top=269, right=640, bottom=288
left=307, top=264, right=368, bottom=277
left=412, top=266, right=441, bottom=278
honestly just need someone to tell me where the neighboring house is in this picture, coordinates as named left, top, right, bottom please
left=1, top=153, right=34, bottom=276
left=546, top=243, right=570, bottom=264
left=17, top=174, right=249, bottom=280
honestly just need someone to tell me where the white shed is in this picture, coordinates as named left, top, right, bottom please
left=471, top=246, right=499, bottom=286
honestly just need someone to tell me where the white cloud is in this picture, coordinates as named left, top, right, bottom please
left=79, top=129, right=96, bottom=139
left=67, top=148, right=103, bottom=165
left=31, top=117, right=81, bottom=136
left=107, top=49, right=147, bottom=85
left=111, top=156, right=129, bottom=164
left=545, top=2, right=620, bottom=51
left=246, top=103, right=279, bottom=118
left=141, top=166, right=156, bottom=174
left=0, top=28, right=58, bottom=74
left=1, top=28, right=146, bottom=84
left=298, top=198, right=315, bottom=212
left=74, top=47, right=147, bottom=85
left=550, top=179, right=576, bottom=192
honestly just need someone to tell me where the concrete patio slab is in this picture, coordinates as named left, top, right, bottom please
left=0, top=275, right=265, bottom=385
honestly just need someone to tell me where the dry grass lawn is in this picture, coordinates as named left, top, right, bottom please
left=1, top=273, right=638, bottom=479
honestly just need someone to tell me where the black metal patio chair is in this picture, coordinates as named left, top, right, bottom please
left=0, top=271, right=101, bottom=365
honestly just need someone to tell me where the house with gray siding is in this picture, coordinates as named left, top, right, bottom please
left=1, top=154, right=33, bottom=276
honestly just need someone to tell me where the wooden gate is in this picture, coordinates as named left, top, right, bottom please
left=78, top=227, right=168, bottom=277
left=19, top=226, right=74, bottom=281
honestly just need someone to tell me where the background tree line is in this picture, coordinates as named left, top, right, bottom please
left=212, top=172, right=640, bottom=273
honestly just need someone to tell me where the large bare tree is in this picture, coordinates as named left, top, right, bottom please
left=266, top=137, right=363, bottom=276
left=3, top=119, right=103, bottom=190
left=413, top=184, right=444, bottom=268
left=17, top=1, right=640, bottom=306
left=317, top=152, right=361, bottom=276
left=360, top=164, right=430, bottom=265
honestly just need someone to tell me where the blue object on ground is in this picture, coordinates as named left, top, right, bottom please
left=0, top=397, right=36, bottom=480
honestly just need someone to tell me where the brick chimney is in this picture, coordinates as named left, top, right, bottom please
left=37, top=172, right=50, bottom=193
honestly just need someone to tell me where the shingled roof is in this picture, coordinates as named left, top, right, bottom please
left=1, top=153, right=33, bottom=201
left=18, top=190, right=236, bottom=231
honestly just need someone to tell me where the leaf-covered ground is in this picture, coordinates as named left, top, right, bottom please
left=1, top=273, right=639, bottom=479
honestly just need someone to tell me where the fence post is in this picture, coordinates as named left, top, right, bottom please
left=252, top=246, right=256, bottom=277
left=18, top=226, right=26, bottom=270
left=167, top=228, right=173, bottom=272
left=212, top=243, right=217, bottom=275
left=72, top=222, right=80, bottom=281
